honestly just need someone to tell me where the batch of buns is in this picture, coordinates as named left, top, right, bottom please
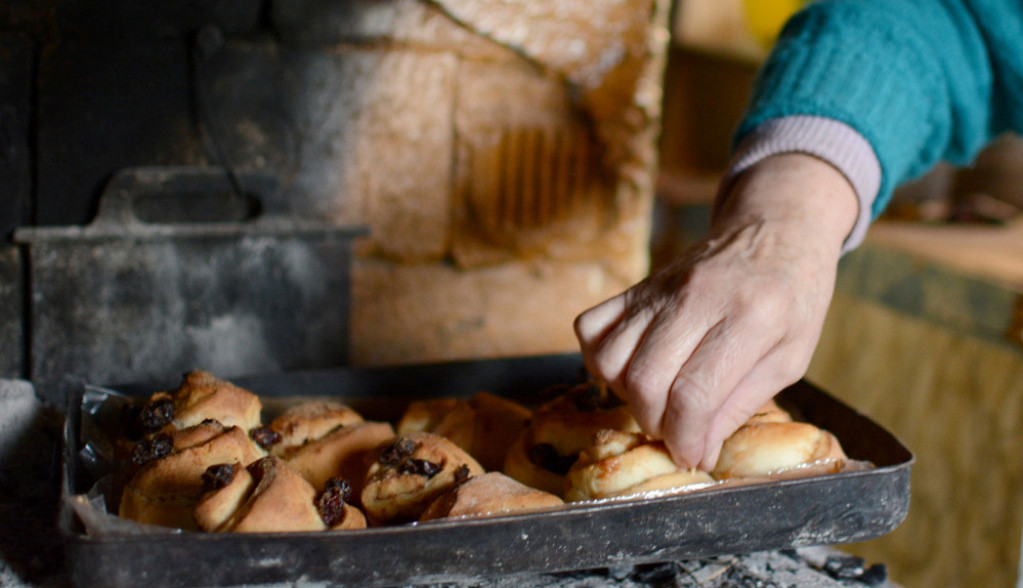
left=115, top=370, right=854, bottom=533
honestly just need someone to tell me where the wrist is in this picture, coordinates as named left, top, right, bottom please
left=712, top=153, right=859, bottom=257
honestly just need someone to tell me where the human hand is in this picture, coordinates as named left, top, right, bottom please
left=574, top=154, right=859, bottom=470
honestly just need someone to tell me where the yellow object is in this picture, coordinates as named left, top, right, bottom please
left=743, top=0, right=803, bottom=48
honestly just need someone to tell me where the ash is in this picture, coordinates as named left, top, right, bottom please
left=409, top=548, right=893, bottom=588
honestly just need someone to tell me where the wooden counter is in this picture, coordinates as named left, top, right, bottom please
left=869, top=217, right=1023, bottom=291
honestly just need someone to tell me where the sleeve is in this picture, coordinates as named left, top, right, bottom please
left=731, top=0, right=1002, bottom=226
left=722, top=115, right=880, bottom=252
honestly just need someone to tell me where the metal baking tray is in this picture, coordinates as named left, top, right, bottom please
left=61, top=353, right=913, bottom=587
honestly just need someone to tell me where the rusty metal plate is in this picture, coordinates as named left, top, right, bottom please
left=15, top=166, right=365, bottom=406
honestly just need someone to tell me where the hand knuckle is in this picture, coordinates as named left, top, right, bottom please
left=670, top=373, right=715, bottom=416
left=621, top=363, right=653, bottom=398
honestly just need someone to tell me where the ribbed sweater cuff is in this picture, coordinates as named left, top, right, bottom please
left=720, top=115, right=881, bottom=253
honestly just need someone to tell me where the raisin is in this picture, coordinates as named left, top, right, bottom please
left=139, top=397, right=175, bottom=433
left=249, top=426, right=282, bottom=449
left=397, top=458, right=442, bottom=478
left=418, top=459, right=442, bottom=477
left=454, top=464, right=472, bottom=484
left=379, top=437, right=417, bottom=465
left=527, top=443, right=576, bottom=475
left=201, top=463, right=237, bottom=493
left=326, top=476, right=353, bottom=501
left=246, top=459, right=269, bottom=485
left=317, top=477, right=352, bottom=527
left=130, top=433, right=174, bottom=466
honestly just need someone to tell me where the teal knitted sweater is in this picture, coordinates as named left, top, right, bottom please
left=736, top=0, right=1023, bottom=219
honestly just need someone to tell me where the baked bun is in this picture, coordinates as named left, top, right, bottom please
left=254, top=400, right=365, bottom=456
left=565, top=429, right=714, bottom=502
left=361, top=432, right=485, bottom=525
left=285, top=421, right=396, bottom=497
left=502, top=434, right=569, bottom=496
left=118, top=421, right=264, bottom=530
left=317, top=477, right=368, bottom=531
left=712, top=421, right=848, bottom=480
left=504, top=381, right=639, bottom=496
left=464, top=392, right=532, bottom=471
left=397, top=398, right=475, bottom=451
left=136, top=371, right=262, bottom=435
left=396, top=397, right=462, bottom=434
left=194, top=456, right=327, bottom=533
left=397, top=392, right=532, bottom=471
left=744, top=398, right=793, bottom=425
left=419, top=472, right=563, bottom=521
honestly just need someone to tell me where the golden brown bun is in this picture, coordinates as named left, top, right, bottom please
left=565, top=429, right=714, bottom=502
left=419, top=472, right=563, bottom=521
left=465, top=392, right=532, bottom=471
left=138, top=371, right=263, bottom=434
left=118, top=422, right=264, bottom=530
left=744, top=398, right=793, bottom=425
left=397, top=398, right=476, bottom=452
left=194, top=456, right=326, bottom=533
left=285, top=421, right=396, bottom=497
left=396, top=398, right=464, bottom=436
left=361, top=432, right=485, bottom=526
left=501, top=434, right=570, bottom=496
left=166, top=419, right=232, bottom=449
left=396, top=392, right=532, bottom=471
left=327, top=504, right=367, bottom=531
left=529, top=383, right=640, bottom=456
left=621, top=469, right=718, bottom=495
left=174, top=370, right=263, bottom=430
left=712, top=422, right=848, bottom=480
left=503, top=382, right=638, bottom=496
left=263, top=400, right=365, bottom=457
left=192, top=462, right=252, bottom=531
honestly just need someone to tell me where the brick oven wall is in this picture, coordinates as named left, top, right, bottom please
left=0, top=0, right=671, bottom=398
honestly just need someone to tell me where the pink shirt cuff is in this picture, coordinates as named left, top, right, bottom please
left=720, top=115, right=881, bottom=253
